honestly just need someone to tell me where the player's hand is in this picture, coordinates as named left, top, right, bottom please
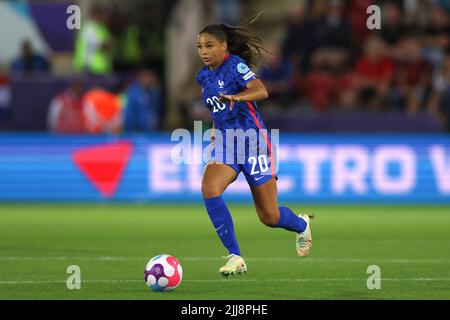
left=219, top=94, right=238, bottom=111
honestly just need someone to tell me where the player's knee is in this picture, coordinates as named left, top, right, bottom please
left=201, top=182, right=222, bottom=199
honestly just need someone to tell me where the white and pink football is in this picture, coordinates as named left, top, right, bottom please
left=144, top=254, right=183, bottom=292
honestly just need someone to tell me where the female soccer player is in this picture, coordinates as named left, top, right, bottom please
left=196, top=17, right=312, bottom=277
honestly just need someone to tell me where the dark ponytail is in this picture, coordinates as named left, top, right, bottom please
left=199, top=12, right=270, bottom=69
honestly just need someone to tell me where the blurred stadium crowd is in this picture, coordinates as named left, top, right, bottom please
left=0, top=0, right=449, bottom=133
left=266, top=0, right=450, bottom=123
left=0, top=0, right=175, bottom=134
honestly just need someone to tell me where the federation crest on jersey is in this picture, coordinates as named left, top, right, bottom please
left=218, top=80, right=225, bottom=89
left=237, top=63, right=250, bottom=74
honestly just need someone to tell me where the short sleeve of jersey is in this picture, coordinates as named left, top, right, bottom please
left=196, top=68, right=207, bottom=87
left=229, top=56, right=257, bottom=89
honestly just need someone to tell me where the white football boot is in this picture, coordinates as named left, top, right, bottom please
left=296, top=213, right=313, bottom=257
left=219, top=254, right=247, bottom=277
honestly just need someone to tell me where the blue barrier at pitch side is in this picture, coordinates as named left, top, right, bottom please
left=0, top=133, right=449, bottom=203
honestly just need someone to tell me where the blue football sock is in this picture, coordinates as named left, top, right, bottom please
left=275, top=206, right=307, bottom=233
left=204, top=196, right=241, bottom=256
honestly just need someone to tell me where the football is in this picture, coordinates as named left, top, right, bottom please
left=144, top=254, right=183, bottom=292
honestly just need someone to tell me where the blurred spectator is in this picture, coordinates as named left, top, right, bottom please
left=0, top=74, right=10, bottom=129
left=115, top=25, right=143, bottom=72
left=0, top=74, right=10, bottom=110
left=283, top=0, right=350, bottom=72
left=347, top=0, right=373, bottom=53
left=123, top=70, right=162, bottom=132
left=319, top=0, right=351, bottom=50
left=353, top=35, right=395, bottom=111
left=439, top=85, right=450, bottom=131
left=403, top=0, right=432, bottom=31
left=73, top=3, right=113, bottom=75
left=298, top=0, right=329, bottom=71
left=108, top=4, right=144, bottom=73
left=425, top=4, right=450, bottom=49
left=259, top=51, right=295, bottom=107
left=47, top=80, right=87, bottom=134
left=430, top=54, right=450, bottom=130
left=83, top=88, right=122, bottom=134
left=10, top=40, right=49, bottom=74
left=301, top=48, right=352, bottom=112
left=391, top=35, right=433, bottom=114
left=137, top=1, right=169, bottom=78
left=422, top=4, right=450, bottom=67
left=379, top=2, right=407, bottom=46
left=303, top=54, right=336, bottom=112
left=281, top=3, right=308, bottom=70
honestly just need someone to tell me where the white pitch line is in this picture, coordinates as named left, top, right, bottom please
left=184, top=257, right=449, bottom=263
left=1, top=278, right=450, bottom=285
left=0, top=256, right=448, bottom=263
left=184, top=278, right=450, bottom=283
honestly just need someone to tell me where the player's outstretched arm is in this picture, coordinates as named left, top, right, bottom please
left=219, top=79, right=268, bottom=110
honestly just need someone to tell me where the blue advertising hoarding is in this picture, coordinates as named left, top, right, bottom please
left=0, top=133, right=449, bottom=203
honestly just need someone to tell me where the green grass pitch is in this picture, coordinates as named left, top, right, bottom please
left=0, top=204, right=449, bottom=300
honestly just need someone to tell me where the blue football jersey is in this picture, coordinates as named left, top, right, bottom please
left=195, top=53, right=267, bottom=132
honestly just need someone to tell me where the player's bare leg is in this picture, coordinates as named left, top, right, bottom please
left=202, top=162, right=247, bottom=276
left=250, top=177, right=313, bottom=257
left=202, top=162, right=237, bottom=199
left=250, top=177, right=280, bottom=225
